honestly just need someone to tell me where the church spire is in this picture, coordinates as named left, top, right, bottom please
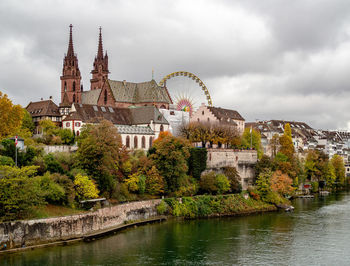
left=97, top=26, right=103, bottom=59
left=67, top=24, right=74, bottom=57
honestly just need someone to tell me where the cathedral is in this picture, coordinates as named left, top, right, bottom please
left=26, top=25, right=176, bottom=149
left=59, top=24, right=172, bottom=110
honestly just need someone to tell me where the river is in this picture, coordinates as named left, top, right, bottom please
left=2, top=192, right=350, bottom=265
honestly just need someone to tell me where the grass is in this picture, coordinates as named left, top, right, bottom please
left=28, top=204, right=87, bottom=219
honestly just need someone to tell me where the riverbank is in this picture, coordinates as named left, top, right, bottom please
left=160, top=194, right=277, bottom=219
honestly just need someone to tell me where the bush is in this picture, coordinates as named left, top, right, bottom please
left=51, top=173, right=75, bottom=206
left=74, top=174, right=99, bottom=201
left=175, top=175, right=198, bottom=197
left=200, top=171, right=217, bottom=194
left=311, top=181, right=319, bottom=193
left=216, top=174, right=230, bottom=194
left=156, top=200, right=169, bottom=215
left=124, top=173, right=140, bottom=193
left=44, top=153, right=64, bottom=174
left=33, top=173, right=65, bottom=204
left=223, top=167, right=242, bottom=193
left=0, top=155, right=14, bottom=166
left=146, top=166, right=165, bottom=195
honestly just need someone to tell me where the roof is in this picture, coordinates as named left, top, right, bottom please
left=115, top=125, right=154, bottom=135
left=81, top=89, right=102, bottom=105
left=26, top=100, right=60, bottom=117
left=108, top=79, right=172, bottom=104
left=59, top=93, right=71, bottom=107
left=130, top=106, right=169, bottom=125
left=63, top=104, right=169, bottom=126
left=207, top=106, right=245, bottom=122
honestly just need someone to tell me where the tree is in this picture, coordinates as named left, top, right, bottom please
left=76, top=120, right=126, bottom=195
left=74, top=174, right=99, bottom=200
left=21, top=109, right=35, bottom=133
left=149, top=134, right=191, bottom=193
left=241, top=128, right=263, bottom=158
left=223, top=166, right=242, bottom=193
left=0, top=91, right=24, bottom=140
left=331, top=154, right=346, bottom=188
left=269, top=134, right=280, bottom=158
left=270, top=170, right=294, bottom=196
left=58, top=129, right=75, bottom=145
left=145, top=166, right=165, bottom=195
left=188, top=147, right=207, bottom=179
left=279, top=123, right=294, bottom=161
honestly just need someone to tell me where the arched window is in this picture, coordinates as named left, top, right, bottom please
left=126, top=136, right=130, bottom=148
left=149, top=137, right=153, bottom=148
left=73, top=94, right=76, bottom=102
left=64, top=82, right=67, bottom=92
left=104, top=90, right=107, bottom=104
left=134, top=136, right=138, bottom=149
left=142, top=136, right=146, bottom=148
left=73, top=81, right=76, bottom=92
left=160, top=125, right=164, bottom=132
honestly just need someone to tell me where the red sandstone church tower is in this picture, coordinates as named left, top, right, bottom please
left=60, top=24, right=82, bottom=104
left=90, top=27, right=109, bottom=90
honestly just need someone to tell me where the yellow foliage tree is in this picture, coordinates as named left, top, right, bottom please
left=74, top=174, right=99, bottom=200
left=270, top=170, right=294, bottom=196
left=0, top=91, right=24, bottom=140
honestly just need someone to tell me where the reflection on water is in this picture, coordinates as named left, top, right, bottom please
left=2, top=193, right=350, bottom=265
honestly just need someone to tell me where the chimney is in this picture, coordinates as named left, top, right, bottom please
left=123, top=80, right=126, bottom=86
left=41, top=98, right=43, bottom=101
left=49, top=96, right=52, bottom=100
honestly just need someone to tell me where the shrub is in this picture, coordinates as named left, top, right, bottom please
left=51, top=173, right=75, bottom=206
left=200, top=171, right=217, bottom=194
left=311, top=181, right=319, bottom=193
left=216, top=174, right=230, bottom=194
left=175, top=175, right=198, bottom=197
left=138, top=174, right=146, bottom=194
left=146, top=166, right=165, bottom=195
left=156, top=200, right=169, bottom=215
left=223, top=167, right=241, bottom=193
left=33, top=173, right=65, bottom=204
left=0, top=155, right=14, bottom=166
left=74, top=174, right=99, bottom=201
left=270, top=170, right=294, bottom=196
left=124, top=173, right=140, bottom=192
left=44, top=153, right=64, bottom=174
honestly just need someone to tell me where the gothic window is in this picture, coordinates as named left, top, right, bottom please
left=73, top=94, right=76, bottom=102
left=73, top=81, right=76, bottom=92
left=149, top=137, right=153, bottom=148
left=104, top=90, right=107, bottom=104
left=64, top=82, right=67, bottom=92
left=126, top=136, right=130, bottom=148
left=134, top=136, right=138, bottom=149
left=160, top=125, right=164, bottom=132
left=142, top=136, right=146, bottom=148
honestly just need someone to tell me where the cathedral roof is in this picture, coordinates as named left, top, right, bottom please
left=107, top=79, right=172, bottom=104
left=115, top=125, right=154, bottom=135
left=81, top=89, right=101, bottom=105
left=63, top=104, right=169, bottom=126
left=26, top=100, right=60, bottom=117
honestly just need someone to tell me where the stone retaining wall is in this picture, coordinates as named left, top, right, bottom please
left=0, top=199, right=161, bottom=249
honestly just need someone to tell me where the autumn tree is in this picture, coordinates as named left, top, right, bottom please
left=279, top=123, right=294, bottom=161
left=331, top=154, right=346, bottom=187
left=148, top=134, right=191, bottom=193
left=270, top=170, right=294, bottom=196
left=76, top=120, right=126, bottom=195
left=0, top=91, right=24, bottom=140
left=269, top=134, right=280, bottom=158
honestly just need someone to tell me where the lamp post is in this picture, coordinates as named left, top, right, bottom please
left=15, top=135, right=18, bottom=167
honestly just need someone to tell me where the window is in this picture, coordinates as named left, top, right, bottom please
left=101, top=106, right=106, bottom=112
left=73, top=81, right=76, bottom=92
left=160, top=125, right=164, bottom=132
left=104, top=90, right=107, bottom=104
left=126, top=136, right=130, bottom=148
left=207, top=118, right=210, bottom=122
left=108, top=107, right=114, bottom=113
left=75, top=122, right=80, bottom=127
left=202, top=111, right=204, bottom=115
left=142, top=136, right=146, bottom=148
left=197, top=118, right=200, bottom=122
left=93, top=106, right=98, bottom=112
left=134, top=136, right=138, bottom=149
left=66, top=122, right=70, bottom=127
left=76, top=130, right=80, bottom=136
left=73, top=94, right=76, bottom=102
left=149, top=137, right=153, bottom=148
left=64, top=82, right=67, bottom=92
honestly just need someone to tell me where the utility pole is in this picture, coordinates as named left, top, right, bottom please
left=15, top=135, right=18, bottom=167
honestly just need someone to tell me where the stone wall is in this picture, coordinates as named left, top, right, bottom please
left=0, top=199, right=161, bottom=249
left=43, top=145, right=78, bottom=154
left=206, top=149, right=258, bottom=190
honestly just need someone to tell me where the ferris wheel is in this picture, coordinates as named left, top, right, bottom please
left=159, top=71, right=213, bottom=111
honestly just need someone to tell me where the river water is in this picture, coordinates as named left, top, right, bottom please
left=2, top=193, right=350, bottom=265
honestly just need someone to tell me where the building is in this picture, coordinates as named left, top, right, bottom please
left=26, top=98, right=61, bottom=135
left=190, top=104, right=245, bottom=133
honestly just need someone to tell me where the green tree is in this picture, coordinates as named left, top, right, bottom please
left=188, top=147, right=207, bottom=179
left=242, top=128, right=263, bottom=158
left=76, top=120, right=126, bottom=195
left=149, top=134, right=191, bottom=193
left=216, top=174, right=230, bottom=194
left=58, top=129, right=75, bottom=145
left=145, top=166, right=165, bottom=195
left=33, top=173, right=65, bottom=204
left=223, top=166, right=242, bottom=193
left=74, top=174, right=99, bottom=200
left=21, top=109, right=35, bottom=133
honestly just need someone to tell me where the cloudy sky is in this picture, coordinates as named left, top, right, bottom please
left=1, top=0, right=350, bottom=130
